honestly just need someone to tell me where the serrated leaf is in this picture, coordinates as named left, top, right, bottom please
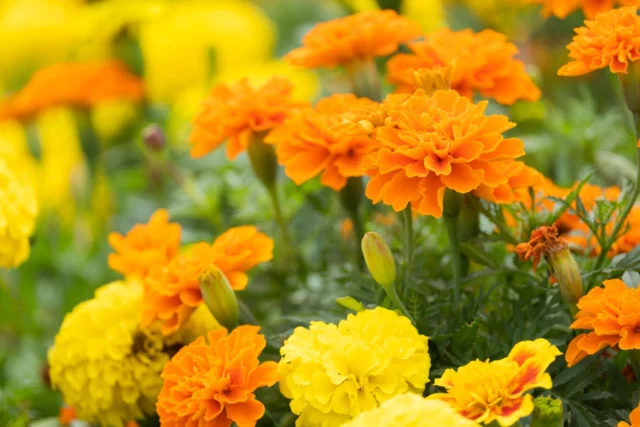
left=568, top=400, right=601, bottom=427
left=547, top=171, right=594, bottom=224
left=451, top=320, right=479, bottom=354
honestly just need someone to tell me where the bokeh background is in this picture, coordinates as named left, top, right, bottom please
left=0, top=0, right=633, bottom=424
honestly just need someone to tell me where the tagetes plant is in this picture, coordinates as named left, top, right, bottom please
left=27, top=3, right=640, bottom=427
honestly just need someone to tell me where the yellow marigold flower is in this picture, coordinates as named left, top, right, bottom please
left=286, top=10, right=422, bottom=69
left=559, top=6, right=640, bottom=76
left=429, top=338, right=561, bottom=426
left=0, top=158, right=38, bottom=268
left=48, top=281, right=169, bottom=427
left=344, top=394, right=479, bottom=427
left=278, top=307, right=431, bottom=426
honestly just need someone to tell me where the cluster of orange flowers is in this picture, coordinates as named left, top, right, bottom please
left=108, top=210, right=273, bottom=335
left=524, top=0, right=640, bottom=19
left=387, top=28, right=541, bottom=105
left=566, top=279, right=640, bottom=366
left=0, top=60, right=144, bottom=121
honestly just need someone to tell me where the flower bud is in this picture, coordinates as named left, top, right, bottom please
left=620, top=62, right=640, bottom=115
left=548, top=245, right=583, bottom=309
left=142, top=124, right=165, bottom=152
left=198, top=265, right=239, bottom=330
left=247, top=133, right=278, bottom=189
left=531, top=396, right=563, bottom=427
left=442, top=188, right=463, bottom=218
left=361, top=232, right=396, bottom=289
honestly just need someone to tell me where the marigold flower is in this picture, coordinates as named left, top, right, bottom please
left=48, top=281, right=168, bottom=427
left=58, top=406, right=76, bottom=425
left=142, top=226, right=273, bottom=335
left=524, top=0, right=640, bottom=19
left=620, top=405, right=640, bottom=427
left=344, top=394, right=479, bottom=427
left=108, top=209, right=181, bottom=279
left=559, top=7, right=640, bottom=76
left=0, top=61, right=144, bottom=121
left=278, top=307, right=431, bottom=426
left=265, top=94, right=377, bottom=191
left=387, top=28, right=541, bottom=105
left=566, top=278, right=640, bottom=366
left=0, top=158, right=38, bottom=268
left=285, top=10, right=421, bottom=69
left=429, top=339, right=561, bottom=426
left=157, top=326, right=278, bottom=427
left=364, top=89, right=528, bottom=218
left=189, top=77, right=302, bottom=159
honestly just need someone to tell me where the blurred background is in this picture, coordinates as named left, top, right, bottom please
left=0, top=0, right=633, bottom=424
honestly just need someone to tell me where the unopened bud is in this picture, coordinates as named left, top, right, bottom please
left=620, top=62, right=640, bottom=115
left=142, top=124, right=165, bottom=151
left=548, top=245, right=583, bottom=309
left=361, top=232, right=396, bottom=289
left=531, top=396, right=563, bottom=427
left=247, top=134, right=278, bottom=189
left=198, top=265, right=239, bottom=330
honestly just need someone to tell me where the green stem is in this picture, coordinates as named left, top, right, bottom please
left=349, top=207, right=365, bottom=269
left=266, top=183, right=293, bottom=252
left=445, top=215, right=462, bottom=308
left=386, top=283, right=414, bottom=322
left=402, top=206, right=414, bottom=291
left=238, top=299, right=259, bottom=326
left=594, top=114, right=640, bottom=270
left=339, top=177, right=365, bottom=269
left=629, top=350, right=640, bottom=380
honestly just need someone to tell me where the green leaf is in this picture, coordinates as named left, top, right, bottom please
left=567, top=400, right=601, bottom=427
left=460, top=242, right=499, bottom=268
left=451, top=319, right=479, bottom=354
left=546, top=171, right=594, bottom=224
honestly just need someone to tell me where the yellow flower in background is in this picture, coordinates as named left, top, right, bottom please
left=429, top=339, right=561, bottom=426
left=279, top=307, right=430, bottom=426
left=344, top=394, right=479, bottom=427
left=0, top=157, right=38, bottom=269
left=139, top=0, right=275, bottom=104
left=90, top=100, right=140, bottom=143
left=164, top=304, right=221, bottom=346
left=48, top=280, right=169, bottom=427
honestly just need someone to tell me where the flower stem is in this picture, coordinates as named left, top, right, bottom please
left=402, top=206, right=414, bottom=291
left=445, top=215, right=462, bottom=308
left=348, top=58, right=383, bottom=101
left=629, top=350, right=640, bottom=380
left=386, top=283, right=413, bottom=322
left=339, top=177, right=365, bottom=269
left=266, top=183, right=293, bottom=253
left=594, top=113, right=640, bottom=270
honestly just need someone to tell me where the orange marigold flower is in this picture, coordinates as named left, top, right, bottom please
left=189, top=77, right=303, bottom=159
left=387, top=28, right=541, bottom=105
left=524, top=0, right=640, bottom=19
left=108, top=209, right=181, bottom=279
left=0, top=60, right=143, bottom=121
left=620, top=405, right=640, bottom=427
left=559, top=6, right=640, bottom=76
left=265, top=94, right=377, bottom=191
left=142, top=226, right=273, bottom=335
left=285, top=10, right=422, bottom=69
left=58, top=406, right=76, bottom=425
left=157, top=326, right=278, bottom=427
left=566, top=278, right=636, bottom=367
left=515, top=225, right=565, bottom=272
left=364, top=89, right=528, bottom=218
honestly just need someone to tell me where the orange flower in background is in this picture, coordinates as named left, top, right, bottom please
left=285, top=10, right=422, bottom=69
left=620, top=405, right=640, bottom=427
left=364, top=89, right=528, bottom=218
left=0, top=61, right=144, bottom=121
left=565, top=279, right=637, bottom=367
left=108, top=209, right=181, bottom=279
left=475, top=160, right=543, bottom=206
left=559, top=6, right=640, bottom=76
left=189, top=77, right=303, bottom=159
left=142, top=226, right=273, bottom=335
left=58, top=406, right=76, bottom=425
left=265, top=94, right=377, bottom=191
left=524, top=0, right=640, bottom=19
left=157, top=326, right=278, bottom=427
left=387, top=28, right=541, bottom=105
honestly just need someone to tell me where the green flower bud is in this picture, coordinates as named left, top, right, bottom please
left=247, top=133, right=278, bottom=189
left=531, top=396, right=563, bottom=427
left=361, top=232, right=396, bottom=289
left=198, top=265, right=239, bottom=330
left=548, top=245, right=583, bottom=310
left=336, top=296, right=365, bottom=312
